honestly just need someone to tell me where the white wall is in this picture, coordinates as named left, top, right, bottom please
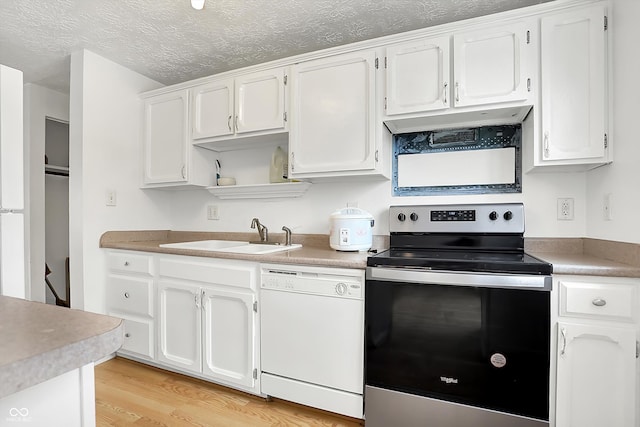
left=168, top=144, right=587, bottom=239
left=586, top=0, right=640, bottom=244
left=69, top=49, right=168, bottom=313
left=23, top=84, right=69, bottom=302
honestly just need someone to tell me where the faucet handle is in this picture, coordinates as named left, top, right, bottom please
left=282, top=226, right=292, bottom=246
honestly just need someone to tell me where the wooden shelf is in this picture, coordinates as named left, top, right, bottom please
left=206, top=182, right=311, bottom=199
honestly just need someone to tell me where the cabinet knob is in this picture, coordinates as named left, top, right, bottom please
left=592, top=298, right=607, bottom=307
left=124, top=261, right=130, bottom=267
left=125, top=333, right=131, bottom=338
left=124, top=292, right=130, bottom=299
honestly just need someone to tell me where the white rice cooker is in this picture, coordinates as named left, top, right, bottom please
left=329, top=207, right=374, bottom=252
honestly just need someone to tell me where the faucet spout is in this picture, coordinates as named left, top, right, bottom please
left=250, top=218, right=268, bottom=242
left=282, top=226, right=292, bottom=246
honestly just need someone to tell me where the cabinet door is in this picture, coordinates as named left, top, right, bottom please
left=143, top=90, right=189, bottom=184
left=540, top=5, right=607, bottom=162
left=290, top=50, right=377, bottom=176
left=157, top=280, right=202, bottom=373
left=453, top=21, right=531, bottom=107
left=556, top=322, right=636, bottom=427
left=235, top=68, right=286, bottom=134
left=385, top=36, right=450, bottom=115
left=201, top=287, right=256, bottom=389
left=191, top=79, right=234, bottom=140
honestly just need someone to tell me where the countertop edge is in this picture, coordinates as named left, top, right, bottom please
left=0, top=316, right=123, bottom=398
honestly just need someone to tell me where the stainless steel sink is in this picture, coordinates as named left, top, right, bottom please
left=159, top=239, right=301, bottom=255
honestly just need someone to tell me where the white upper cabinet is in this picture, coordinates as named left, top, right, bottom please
left=143, top=90, right=189, bottom=184
left=190, top=67, right=287, bottom=147
left=191, top=79, right=234, bottom=140
left=290, top=49, right=383, bottom=179
left=142, top=90, right=217, bottom=188
left=235, top=69, right=286, bottom=134
left=453, top=21, right=532, bottom=107
left=539, top=4, right=608, bottom=166
left=385, top=36, right=451, bottom=115
left=385, top=21, right=532, bottom=119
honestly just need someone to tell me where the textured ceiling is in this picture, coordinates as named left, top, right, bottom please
left=0, top=0, right=551, bottom=93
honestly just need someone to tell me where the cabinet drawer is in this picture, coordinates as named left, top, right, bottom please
left=158, top=256, right=257, bottom=290
left=118, top=317, right=154, bottom=359
left=559, top=280, right=637, bottom=322
left=107, top=252, right=153, bottom=275
left=107, top=275, right=153, bottom=317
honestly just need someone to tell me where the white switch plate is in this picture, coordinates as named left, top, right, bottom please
left=106, top=190, right=117, bottom=206
left=557, top=198, right=574, bottom=220
left=207, top=205, right=219, bottom=220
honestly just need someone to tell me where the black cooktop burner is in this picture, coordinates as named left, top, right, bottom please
left=367, top=248, right=552, bottom=275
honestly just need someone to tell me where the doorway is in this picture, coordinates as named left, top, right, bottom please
left=44, top=117, right=70, bottom=306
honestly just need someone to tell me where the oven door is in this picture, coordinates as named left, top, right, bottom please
left=365, top=267, right=551, bottom=422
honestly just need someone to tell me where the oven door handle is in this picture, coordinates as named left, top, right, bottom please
left=366, top=267, right=552, bottom=291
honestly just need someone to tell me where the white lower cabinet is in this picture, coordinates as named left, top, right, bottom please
left=156, top=255, right=260, bottom=394
left=201, top=287, right=256, bottom=388
left=157, top=280, right=202, bottom=373
left=105, top=251, right=155, bottom=360
left=105, top=250, right=261, bottom=396
left=553, top=276, right=639, bottom=427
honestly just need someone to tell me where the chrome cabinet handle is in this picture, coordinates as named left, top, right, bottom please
left=543, top=132, right=550, bottom=158
left=124, top=292, right=130, bottom=299
left=234, top=115, right=238, bottom=131
left=181, top=165, right=186, bottom=179
left=227, top=115, right=232, bottom=132
left=194, top=292, right=200, bottom=309
left=455, top=81, right=460, bottom=103
left=560, top=327, right=567, bottom=356
left=201, top=289, right=206, bottom=311
left=592, top=298, right=607, bottom=307
left=443, top=82, right=448, bottom=105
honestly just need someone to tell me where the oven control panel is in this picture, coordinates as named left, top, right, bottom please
left=390, top=203, right=524, bottom=234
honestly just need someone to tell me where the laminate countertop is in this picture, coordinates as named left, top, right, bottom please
left=100, top=231, right=640, bottom=278
left=0, top=296, right=123, bottom=398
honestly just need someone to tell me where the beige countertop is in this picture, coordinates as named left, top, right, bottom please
left=101, top=230, right=376, bottom=269
left=0, top=296, right=123, bottom=398
left=101, top=231, right=640, bottom=278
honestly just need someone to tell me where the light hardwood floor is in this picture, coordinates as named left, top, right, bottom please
left=95, top=357, right=364, bottom=426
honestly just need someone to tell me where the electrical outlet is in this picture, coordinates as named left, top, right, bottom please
left=603, top=193, right=613, bottom=221
left=557, top=198, right=574, bottom=220
left=207, top=205, right=219, bottom=220
left=106, top=190, right=117, bottom=206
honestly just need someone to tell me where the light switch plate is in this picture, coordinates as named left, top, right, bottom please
left=106, top=190, right=117, bottom=206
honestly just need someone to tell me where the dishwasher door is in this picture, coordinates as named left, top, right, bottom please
left=260, top=286, right=364, bottom=394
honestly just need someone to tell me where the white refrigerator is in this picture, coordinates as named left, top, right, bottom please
left=0, top=64, right=26, bottom=298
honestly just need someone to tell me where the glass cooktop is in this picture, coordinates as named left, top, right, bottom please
left=367, top=248, right=552, bottom=276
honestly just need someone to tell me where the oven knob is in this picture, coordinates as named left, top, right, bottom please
left=489, top=211, right=498, bottom=221
left=397, top=213, right=406, bottom=222
left=503, top=211, right=513, bottom=221
left=335, top=282, right=347, bottom=296
left=410, top=213, right=419, bottom=221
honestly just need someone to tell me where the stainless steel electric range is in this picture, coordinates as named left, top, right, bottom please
left=365, top=203, right=552, bottom=427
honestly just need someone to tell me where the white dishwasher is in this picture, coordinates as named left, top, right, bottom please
left=260, top=263, right=364, bottom=419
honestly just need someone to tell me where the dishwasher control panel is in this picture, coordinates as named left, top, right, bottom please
left=261, top=265, right=363, bottom=299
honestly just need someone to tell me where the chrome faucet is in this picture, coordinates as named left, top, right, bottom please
left=282, top=226, right=292, bottom=246
left=250, top=218, right=268, bottom=242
